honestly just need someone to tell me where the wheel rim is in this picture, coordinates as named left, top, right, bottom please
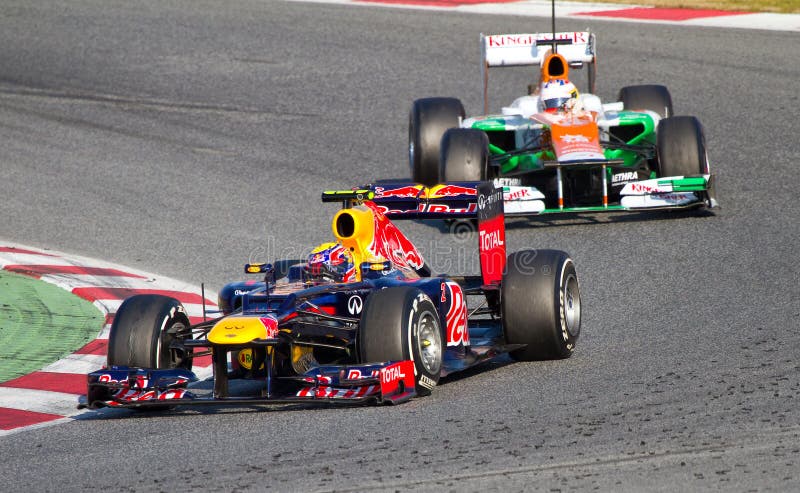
left=416, top=310, right=442, bottom=374
left=563, top=274, right=581, bottom=338
left=160, top=321, right=191, bottom=369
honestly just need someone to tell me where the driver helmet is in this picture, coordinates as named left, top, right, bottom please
left=304, top=242, right=355, bottom=284
left=540, top=79, right=579, bottom=113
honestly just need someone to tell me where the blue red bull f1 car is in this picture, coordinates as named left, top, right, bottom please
left=78, top=184, right=581, bottom=410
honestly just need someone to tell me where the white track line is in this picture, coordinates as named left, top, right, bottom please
left=284, top=0, right=800, bottom=32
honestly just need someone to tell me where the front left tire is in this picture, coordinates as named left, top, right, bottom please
left=107, top=294, right=193, bottom=370
left=655, top=115, right=709, bottom=177
left=359, top=286, right=443, bottom=396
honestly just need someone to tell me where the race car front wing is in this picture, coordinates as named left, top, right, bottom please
left=78, top=360, right=417, bottom=410
left=365, top=173, right=716, bottom=218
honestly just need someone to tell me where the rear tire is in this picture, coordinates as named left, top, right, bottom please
left=501, top=250, right=581, bottom=361
left=359, top=287, right=443, bottom=396
left=619, top=84, right=673, bottom=118
left=655, top=116, right=709, bottom=177
left=107, top=294, right=192, bottom=370
left=409, top=97, right=465, bottom=187
left=440, top=128, right=490, bottom=182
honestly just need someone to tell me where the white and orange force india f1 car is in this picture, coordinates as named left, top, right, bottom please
left=79, top=184, right=581, bottom=410
left=401, top=29, right=717, bottom=216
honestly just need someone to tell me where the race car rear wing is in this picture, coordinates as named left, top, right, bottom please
left=363, top=182, right=478, bottom=219
left=481, top=31, right=597, bottom=113
left=323, top=183, right=479, bottom=219
left=322, top=183, right=506, bottom=285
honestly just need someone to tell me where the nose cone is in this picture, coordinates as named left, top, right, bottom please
left=207, top=315, right=279, bottom=344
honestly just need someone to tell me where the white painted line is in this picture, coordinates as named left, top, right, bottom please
left=0, top=254, right=75, bottom=268
left=91, top=300, right=216, bottom=319
left=40, top=354, right=107, bottom=375
left=92, top=299, right=122, bottom=315
left=684, top=12, right=800, bottom=31
left=97, top=325, right=112, bottom=340
left=39, top=274, right=161, bottom=291
left=460, top=0, right=625, bottom=16
left=284, top=0, right=800, bottom=32
left=0, top=242, right=219, bottom=300
left=0, top=416, right=73, bottom=437
left=0, top=387, right=83, bottom=416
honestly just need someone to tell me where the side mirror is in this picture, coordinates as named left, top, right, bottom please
left=244, top=263, right=272, bottom=274
left=244, top=263, right=275, bottom=284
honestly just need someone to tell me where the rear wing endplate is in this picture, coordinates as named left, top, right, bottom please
left=476, top=182, right=506, bottom=286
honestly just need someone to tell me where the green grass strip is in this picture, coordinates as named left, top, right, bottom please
left=0, top=270, right=103, bottom=383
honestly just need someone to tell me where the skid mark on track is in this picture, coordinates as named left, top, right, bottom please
left=0, top=83, right=318, bottom=119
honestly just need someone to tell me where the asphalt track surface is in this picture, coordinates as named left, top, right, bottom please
left=1, top=1, right=799, bottom=491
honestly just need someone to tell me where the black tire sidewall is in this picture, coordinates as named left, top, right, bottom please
left=108, top=294, right=191, bottom=369
left=619, top=84, right=673, bottom=118
left=656, top=116, right=708, bottom=177
left=501, top=250, right=580, bottom=361
left=440, top=128, right=489, bottom=182
left=409, top=97, right=465, bottom=187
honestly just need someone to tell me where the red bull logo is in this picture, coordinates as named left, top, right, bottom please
left=425, top=203, right=477, bottom=214
left=346, top=369, right=379, bottom=380
left=425, top=184, right=477, bottom=199
left=362, top=201, right=425, bottom=273
left=444, top=281, right=469, bottom=347
left=375, top=185, right=424, bottom=199
left=259, top=316, right=279, bottom=339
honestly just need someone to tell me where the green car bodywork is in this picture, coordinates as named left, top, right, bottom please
left=469, top=110, right=657, bottom=178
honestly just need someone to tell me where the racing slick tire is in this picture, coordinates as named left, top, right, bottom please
left=619, top=84, right=673, bottom=118
left=440, top=128, right=491, bottom=182
left=409, top=97, right=465, bottom=187
left=358, top=286, right=443, bottom=396
left=107, top=294, right=193, bottom=370
left=501, top=250, right=581, bottom=361
left=655, top=116, right=709, bottom=177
